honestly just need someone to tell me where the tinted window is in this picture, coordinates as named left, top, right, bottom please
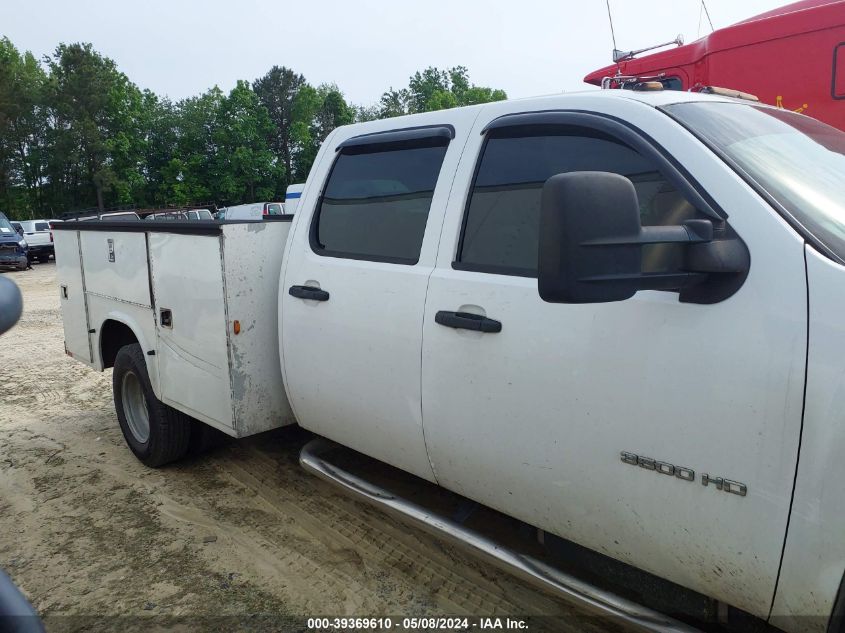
left=35, top=222, right=49, bottom=231
left=661, top=77, right=683, bottom=90
left=621, top=76, right=683, bottom=91
left=458, top=127, right=704, bottom=275
left=267, top=203, right=283, bottom=216
left=0, top=215, right=14, bottom=233
left=313, top=141, right=448, bottom=263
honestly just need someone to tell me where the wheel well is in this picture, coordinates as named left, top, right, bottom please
left=100, top=320, right=139, bottom=369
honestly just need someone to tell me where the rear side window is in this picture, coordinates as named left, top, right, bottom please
left=312, top=137, right=449, bottom=264
left=457, top=127, right=706, bottom=276
left=35, top=222, right=49, bottom=231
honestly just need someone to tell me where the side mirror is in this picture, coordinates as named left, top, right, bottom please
left=538, top=171, right=748, bottom=304
left=0, top=277, right=23, bottom=335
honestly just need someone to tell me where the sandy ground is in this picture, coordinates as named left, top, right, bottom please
left=0, top=264, right=621, bottom=633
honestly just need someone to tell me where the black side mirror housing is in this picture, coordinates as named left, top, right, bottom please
left=539, top=171, right=642, bottom=303
left=0, top=277, right=23, bottom=335
left=538, top=171, right=749, bottom=304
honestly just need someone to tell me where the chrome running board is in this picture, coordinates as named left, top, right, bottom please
left=300, top=439, right=699, bottom=633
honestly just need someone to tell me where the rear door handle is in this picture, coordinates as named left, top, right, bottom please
left=435, top=310, right=501, bottom=333
left=289, top=285, right=330, bottom=302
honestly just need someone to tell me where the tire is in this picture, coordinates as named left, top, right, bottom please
left=112, top=343, right=191, bottom=467
left=188, top=420, right=229, bottom=455
left=37, top=255, right=49, bottom=264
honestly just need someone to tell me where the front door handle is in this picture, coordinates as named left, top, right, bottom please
left=435, top=310, right=501, bottom=333
left=289, top=285, right=330, bottom=302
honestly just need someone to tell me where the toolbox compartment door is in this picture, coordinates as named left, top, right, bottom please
left=148, top=232, right=234, bottom=431
left=54, top=230, right=92, bottom=363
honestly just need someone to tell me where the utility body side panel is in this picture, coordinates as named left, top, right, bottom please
left=85, top=293, right=158, bottom=380
left=148, top=232, right=233, bottom=430
left=771, top=246, right=845, bottom=633
left=53, top=220, right=295, bottom=438
left=54, top=230, right=92, bottom=363
left=420, top=95, right=807, bottom=618
left=79, top=231, right=151, bottom=308
left=222, top=222, right=296, bottom=436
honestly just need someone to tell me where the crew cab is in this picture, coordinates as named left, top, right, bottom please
left=53, top=90, right=845, bottom=633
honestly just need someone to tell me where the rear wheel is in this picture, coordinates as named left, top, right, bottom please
left=37, top=255, right=49, bottom=263
left=113, top=343, right=191, bottom=466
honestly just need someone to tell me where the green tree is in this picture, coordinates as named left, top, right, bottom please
left=172, top=86, right=224, bottom=203
left=171, top=82, right=281, bottom=206
left=253, top=66, right=306, bottom=193
left=45, top=43, right=144, bottom=212
left=213, top=80, right=281, bottom=202
left=0, top=37, right=48, bottom=218
left=136, top=91, right=179, bottom=206
left=291, top=83, right=353, bottom=181
left=0, top=36, right=510, bottom=217
left=377, top=66, right=506, bottom=118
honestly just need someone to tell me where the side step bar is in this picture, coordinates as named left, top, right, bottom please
left=300, top=439, right=699, bottom=633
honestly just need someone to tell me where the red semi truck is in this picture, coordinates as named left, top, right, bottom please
left=584, top=0, right=845, bottom=130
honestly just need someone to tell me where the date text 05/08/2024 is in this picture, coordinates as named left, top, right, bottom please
left=306, top=617, right=529, bottom=630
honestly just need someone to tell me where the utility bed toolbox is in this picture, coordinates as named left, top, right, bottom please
left=53, top=219, right=295, bottom=437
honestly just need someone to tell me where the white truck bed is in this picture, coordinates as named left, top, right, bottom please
left=53, top=218, right=295, bottom=437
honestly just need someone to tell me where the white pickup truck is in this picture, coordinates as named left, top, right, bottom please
left=53, top=89, right=845, bottom=633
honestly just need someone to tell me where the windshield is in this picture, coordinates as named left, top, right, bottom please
left=0, top=214, right=15, bottom=236
left=664, top=102, right=845, bottom=262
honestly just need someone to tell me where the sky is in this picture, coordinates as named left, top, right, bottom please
left=1, top=0, right=793, bottom=107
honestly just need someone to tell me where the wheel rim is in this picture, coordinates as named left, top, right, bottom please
left=121, top=371, right=150, bottom=443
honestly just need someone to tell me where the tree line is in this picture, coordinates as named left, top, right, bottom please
left=0, top=38, right=507, bottom=219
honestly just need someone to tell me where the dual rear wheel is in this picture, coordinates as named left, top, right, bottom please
left=112, top=343, right=208, bottom=467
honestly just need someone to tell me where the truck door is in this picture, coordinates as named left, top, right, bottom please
left=420, top=108, right=807, bottom=617
left=281, top=119, right=471, bottom=482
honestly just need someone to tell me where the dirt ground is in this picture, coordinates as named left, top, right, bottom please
left=0, top=264, right=621, bottom=633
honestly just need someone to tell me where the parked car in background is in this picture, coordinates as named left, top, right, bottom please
left=144, top=211, right=187, bottom=221
left=185, top=208, right=214, bottom=220
left=285, top=184, right=305, bottom=214
left=60, top=210, right=141, bottom=222
left=224, top=201, right=284, bottom=220
left=11, top=219, right=53, bottom=263
left=144, top=209, right=214, bottom=221
left=0, top=213, right=28, bottom=270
